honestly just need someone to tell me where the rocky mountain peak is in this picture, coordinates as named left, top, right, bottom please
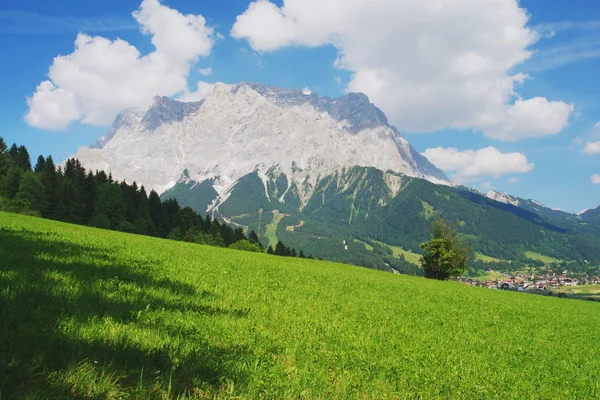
left=74, top=82, right=449, bottom=199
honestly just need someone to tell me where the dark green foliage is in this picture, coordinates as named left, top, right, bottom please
left=0, top=167, right=22, bottom=199
left=40, top=156, right=60, bottom=219
left=94, top=184, right=125, bottom=229
left=16, top=172, right=44, bottom=210
left=34, top=155, right=46, bottom=173
left=275, top=240, right=292, bottom=257
left=17, top=145, right=32, bottom=172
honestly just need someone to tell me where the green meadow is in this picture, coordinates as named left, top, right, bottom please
left=1, top=212, right=599, bottom=399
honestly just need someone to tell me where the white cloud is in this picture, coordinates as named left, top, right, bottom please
left=422, top=146, right=534, bottom=180
left=198, top=67, right=213, bottom=76
left=26, top=0, right=214, bottom=129
left=177, top=81, right=215, bottom=102
left=508, top=177, right=521, bottom=184
left=232, top=0, right=574, bottom=141
left=584, top=141, right=600, bottom=155
left=595, top=121, right=600, bottom=129
left=592, top=174, right=600, bottom=185
left=26, top=81, right=82, bottom=130
left=334, top=76, right=342, bottom=85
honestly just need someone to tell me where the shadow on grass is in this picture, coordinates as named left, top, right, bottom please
left=0, top=227, right=251, bottom=399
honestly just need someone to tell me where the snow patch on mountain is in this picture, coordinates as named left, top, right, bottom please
left=486, top=190, right=521, bottom=207
left=73, top=82, right=449, bottom=203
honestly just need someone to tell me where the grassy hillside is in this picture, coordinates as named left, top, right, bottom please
left=1, top=212, right=599, bottom=399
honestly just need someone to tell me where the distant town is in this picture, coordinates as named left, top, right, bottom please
left=460, top=269, right=600, bottom=301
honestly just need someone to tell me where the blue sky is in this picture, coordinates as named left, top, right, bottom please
left=0, top=0, right=599, bottom=213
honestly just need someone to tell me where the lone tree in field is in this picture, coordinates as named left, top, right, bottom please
left=420, top=216, right=471, bottom=280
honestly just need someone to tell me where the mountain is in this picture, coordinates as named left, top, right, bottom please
left=486, top=190, right=600, bottom=237
left=73, top=83, right=600, bottom=272
left=73, top=82, right=448, bottom=198
left=582, top=206, right=600, bottom=226
left=486, top=190, right=575, bottom=222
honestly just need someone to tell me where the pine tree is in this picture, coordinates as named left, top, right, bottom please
left=0, top=137, right=11, bottom=180
left=134, top=185, right=151, bottom=235
left=148, top=190, right=163, bottom=235
left=267, top=245, right=274, bottom=255
left=41, top=156, right=59, bottom=219
left=69, top=160, right=89, bottom=225
left=9, top=143, right=19, bottom=165
left=16, top=172, right=44, bottom=211
left=93, top=183, right=125, bottom=229
left=275, top=241, right=289, bottom=257
left=82, top=172, right=97, bottom=225
left=299, top=250, right=306, bottom=258
left=17, top=146, right=32, bottom=172
left=34, top=155, right=46, bottom=173
left=0, top=167, right=22, bottom=199
left=248, top=230, right=260, bottom=243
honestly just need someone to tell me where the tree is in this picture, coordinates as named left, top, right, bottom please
left=40, top=156, right=59, bottom=219
left=0, top=167, right=22, bottom=199
left=16, top=172, right=44, bottom=211
left=267, top=245, right=274, bottom=255
left=420, top=216, right=471, bottom=280
left=229, top=240, right=262, bottom=253
left=17, top=145, right=32, bottom=172
left=34, top=155, right=46, bottom=173
left=0, top=137, right=11, bottom=180
left=275, top=241, right=290, bottom=257
left=93, top=183, right=125, bottom=229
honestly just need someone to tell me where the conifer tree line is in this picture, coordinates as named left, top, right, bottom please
left=0, top=136, right=305, bottom=257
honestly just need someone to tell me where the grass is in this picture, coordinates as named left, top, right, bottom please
left=552, top=285, right=600, bottom=301
left=421, top=201, right=435, bottom=220
left=473, top=271, right=506, bottom=282
left=475, top=252, right=503, bottom=263
left=264, top=210, right=284, bottom=248
left=525, top=251, right=562, bottom=264
left=353, top=239, right=374, bottom=252
left=371, top=239, right=422, bottom=265
left=1, top=212, right=600, bottom=399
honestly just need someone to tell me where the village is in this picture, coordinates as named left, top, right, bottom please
left=460, top=268, right=600, bottom=299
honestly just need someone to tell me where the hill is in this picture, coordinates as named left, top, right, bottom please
left=1, top=212, right=599, bottom=399
left=165, top=167, right=600, bottom=273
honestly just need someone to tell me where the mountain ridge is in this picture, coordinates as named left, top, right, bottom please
left=73, top=82, right=449, bottom=200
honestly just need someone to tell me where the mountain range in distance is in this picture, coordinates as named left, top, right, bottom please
left=71, top=82, right=600, bottom=272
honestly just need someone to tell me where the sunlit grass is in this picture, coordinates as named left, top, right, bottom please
left=525, top=251, right=562, bottom=264
left=1, top=212, right=599, bottom=399
left=475, top=252, right=503, bottom=263
left=264, top=210, right=284, bottom=248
